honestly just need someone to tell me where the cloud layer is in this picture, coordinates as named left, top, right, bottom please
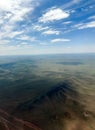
left=0, top=0, right=95, bottom=55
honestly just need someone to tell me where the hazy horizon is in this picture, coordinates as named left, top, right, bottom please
left=0, top=52, right=95, bottom=56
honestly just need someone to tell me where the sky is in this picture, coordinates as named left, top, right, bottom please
left=0, top=0, right=95, bottom=55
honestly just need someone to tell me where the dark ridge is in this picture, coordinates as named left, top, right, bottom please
left=57, top=61, right=83, bottom=65
left=0, top=63, right=15, bottom=69
left=14, top=80, right=79, bottom=112
left=11, top=80, right=92, bottom=130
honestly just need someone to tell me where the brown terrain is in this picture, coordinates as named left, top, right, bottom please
left=0, top=55, right=95, bottom=130
left=0, top=79, right=94, bottom=130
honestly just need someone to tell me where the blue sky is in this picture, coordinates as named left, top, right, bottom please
left=0, top=0, right=95, bottom=55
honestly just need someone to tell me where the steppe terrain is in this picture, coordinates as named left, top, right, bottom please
left=0, top=54, right=95, bottom=130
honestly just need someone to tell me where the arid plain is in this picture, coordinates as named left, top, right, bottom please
left=0, top=54, right=95, bottom=130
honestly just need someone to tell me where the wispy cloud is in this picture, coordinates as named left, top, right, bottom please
left=51, top=38, right=70, bottom=43
left=39, top=7, right=69, bottom=23
left=42, top=29, right=60, bottom=35
left=62, top=0, right=81, bottom=9
left=88, top=15, right=95, bottom=20
left=74, top=21, right=95, bottom=29
left=64, top=20, right=95, bottom=34
left=0, top=0, right=40, bottom=44
left=0, top=40, right=10, bottom=44
left=0, top=0, right=34, bottom=24
left=63, top=21, right=72, bottom=24
left=8, top=31, right=24, bottom=39
left=17, top=35, right=36, bottom=41
left=9, top=8, right=31, bottom=23
left=0, top=29, right=24, bottom=40
left=33, top=25, right=49, bottom=31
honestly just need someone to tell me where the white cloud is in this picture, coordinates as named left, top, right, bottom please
left=0, top=18, right=3, bottom=24
left=39, top=43, right=47, bottom=45
left=0, top=29, right=24, bottom=39
left=10, top=8, right=31, bottom=23
left=0, top=0, right=14, bottom=11
left=63, top=21, right=72, bottom=24
left=62, top=0, right=81, bottom=9
left=0, top=0, right=33, bottom=24
left=39, top=8, right=69, bottom=23
left=77, top=21, right=95, bottom=29
left=42, top=29, right=60, bottom=35
left=0, top=40, right=10, bottom=44
left=20, top=42, right=28, bottom=45
left=64, top=21, right=95, bottom=33
left=0, top=0, right=39, bottom=43
left=88, top=15, right=95, bottom=20
left=51, top=38, right=70, bottom=43
left=0, top=0, right=33, bottom=12
left=18, top=35, right=30, bottom=40
left=8, top=31, right=24, bottom=38
left=73, top=0, right=81, bottom=3
left=65, top=21, right=95, bottom=33
left=73, top=23, right=83, bottom=28
left=17, top=35, right=36, bottom=41
left=33, top=25, right=49, bottom=31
